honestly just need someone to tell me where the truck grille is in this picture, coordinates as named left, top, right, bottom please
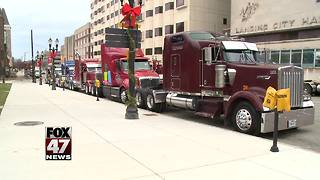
left=278, top=66, right=303, bottom=108
left=140, top=78, right=160, bottom=89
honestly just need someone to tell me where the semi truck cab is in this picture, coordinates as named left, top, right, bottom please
left=152, top=31, right=314, bottom=134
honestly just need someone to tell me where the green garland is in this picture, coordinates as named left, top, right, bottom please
left=125, top=28, right=137, bottom=107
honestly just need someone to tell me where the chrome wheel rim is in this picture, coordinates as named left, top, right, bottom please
left=136, top=92, right=142, bottom=106
left=236, top=109, right=252, bottom=131
left=120, top=90, right=127, bottom=103
left=147, top=94, right=154, bottom=109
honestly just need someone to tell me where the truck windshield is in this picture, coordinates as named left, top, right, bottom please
left=223, top=50, right=257, bottom=64
left=122, top=61, right=151, bottom=71
left=87, top=67, right=102, bottom=72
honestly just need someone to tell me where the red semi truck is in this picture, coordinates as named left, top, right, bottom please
left=71, top=58, right=102, bottom=95
left=100, top=44, right=161, bottom=106
left=141, top=31, right=315, bottom=135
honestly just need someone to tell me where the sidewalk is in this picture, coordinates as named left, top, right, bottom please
left=0, top=80, right=319, bottom=180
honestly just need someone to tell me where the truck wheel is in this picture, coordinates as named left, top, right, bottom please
left=120, top=88, right=127, bottom=104
left=304, top=83, right=312, bottom=95
left=146, top=90, right=165, bottom=113
left=231, top=101, right=260, bottom=135
left=136, top=91, right=145, bottom=108
left=92, top=86, right=96, bottom=96
left=85, top=85, right=90, bottom=94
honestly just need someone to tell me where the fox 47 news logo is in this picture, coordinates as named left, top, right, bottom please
left=45, top=127, right=72, bottom=160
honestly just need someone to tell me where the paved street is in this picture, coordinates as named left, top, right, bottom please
left=1, top=78, right=320, bottom=180
left=164, top=98, right=320, bottom=153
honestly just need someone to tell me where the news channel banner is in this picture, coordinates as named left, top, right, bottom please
left=45, top=127, right=72, bottom=160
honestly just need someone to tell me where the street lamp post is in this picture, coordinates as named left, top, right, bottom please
left=120, top=0, right=142, bottom=119
left=37, top=51, right=44, bottom=85
left=48, top=38, right=59, bottom=90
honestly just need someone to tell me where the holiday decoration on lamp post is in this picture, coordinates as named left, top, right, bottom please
left=120, top=0, right=142, bottom=119
left=37, top=51, right=44, bottom=85
left=48, top=38, right=59, bottom=90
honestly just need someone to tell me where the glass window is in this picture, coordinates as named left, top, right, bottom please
left=188, top=32, right=215, bottom=41
left=176, top=22, right=184, bottom=33
left=122, top=61, right=151, bottom=71
left=145, top=48, right=153, bottom=55
left=146, top=30, right=153, bottom=38
left=155, top=6, right=163, bottom=14
left=280, top=50, right=290, bottom=64
left=146, top=10, right=153, bottom=17
left=291, top=50, right=302, bottom=67
left=315, top=49, right=320, bottom=67
left=303, top=49, right=314, bottom=67
left=223, top=18, right=227, bottom=25
left=165, top=2, right=174, bottom=11
left=165, top=25, right=174, bottom=34
left=271, top=51, right=280, bottom=64
left=154, top=47, right=163, bottom=54
left=155, top=27, right=162, bottom=37
left=176, top=0, right=184, bottom=8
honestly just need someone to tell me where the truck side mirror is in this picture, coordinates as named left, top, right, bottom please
left=116, top=60, right=121, bottom=72
left=203, top=47, right=219, bottom=64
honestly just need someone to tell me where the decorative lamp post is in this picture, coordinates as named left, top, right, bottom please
left=120, top=0, right=142, bottom=119
left=48, top=38, right=59, bottom=90
left=36, top=51, right=44, bottom=85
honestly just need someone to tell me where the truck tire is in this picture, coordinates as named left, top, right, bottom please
left=136, top=90, right=146, bottom=108
left=92, top=86, right=96, bottom=96
left=231, top=101, right=260, bottom=135
left=85, top=85, right=90, bottom=94
left=304, top=83, right=313, bottom=95
left=120, top=88, right=127, bottom=104
left=146, top=90, right=165, bottom=113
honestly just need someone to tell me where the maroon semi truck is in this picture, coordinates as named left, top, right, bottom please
left=144, top=31, right=314, bottom=135
left=100, top=44, right=161, bottom=105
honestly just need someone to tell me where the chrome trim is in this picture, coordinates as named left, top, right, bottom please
left=278, top=66, right=303, bottom=108
left=166, top=93, right=195, bottom=110
left=227, top=68, right=236, bottom=85
left=261, top=107, right=314, bottom=133
left=138, top=77, right=160, bottom=80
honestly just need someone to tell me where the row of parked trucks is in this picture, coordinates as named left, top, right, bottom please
left=48, top=31, right=315, bottom=135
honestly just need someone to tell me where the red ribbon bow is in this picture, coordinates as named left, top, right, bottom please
left=121, top=3, right=141, bottom=28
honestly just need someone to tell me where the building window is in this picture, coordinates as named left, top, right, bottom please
left=111, top=13, right=114, bottom=18
left=315, top=49, right=320, bottom=67
left=107, top=15, right=110, bottom=20
left=176, top=0, right=184, bottom=8
left=271, top=51, right=280, bottom=64
left=146, top=30, right=153, bottom=38
left=145, top=48, right=153, bottom=55
left=115, top=0, right=119, bottom=3
left=155, top=27, right=163, bottom=37
left=154, top=47, right=162, bottom=54
left=176, top=22, right=184, bottom=33
left=165, top=2, right=174, bottom=11
left=146, top=10, right=153, bottom=17
left=111, top=0, right=114, bottom=6
left=115, top=10, right=119, bottom=16
left=107, top=3, right=110, bottom=8
left=223, top=18, right=227, bottom=25
left=291, top=50, right=302, bottom=67
left=303, top=49, right=314, bottom=67
left=280, top=50, right=290, bottom=64
left=165, top=25, right=174, bottom=34
left=137, top=13, right=143, bottom=21
left=155, top=6, right=163, bottom=14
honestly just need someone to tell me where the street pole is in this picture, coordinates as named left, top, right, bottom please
left=31, top=30, right=36, bottom=83
left=124, top=0, right=139, bottom=119
left=0, top=15, right=5, bottom=83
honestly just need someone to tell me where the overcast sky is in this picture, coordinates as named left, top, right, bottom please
left=1, top=0, right=90, bottom=60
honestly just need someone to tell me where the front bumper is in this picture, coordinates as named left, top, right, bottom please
left=261, top=101, right=314, bottom=133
